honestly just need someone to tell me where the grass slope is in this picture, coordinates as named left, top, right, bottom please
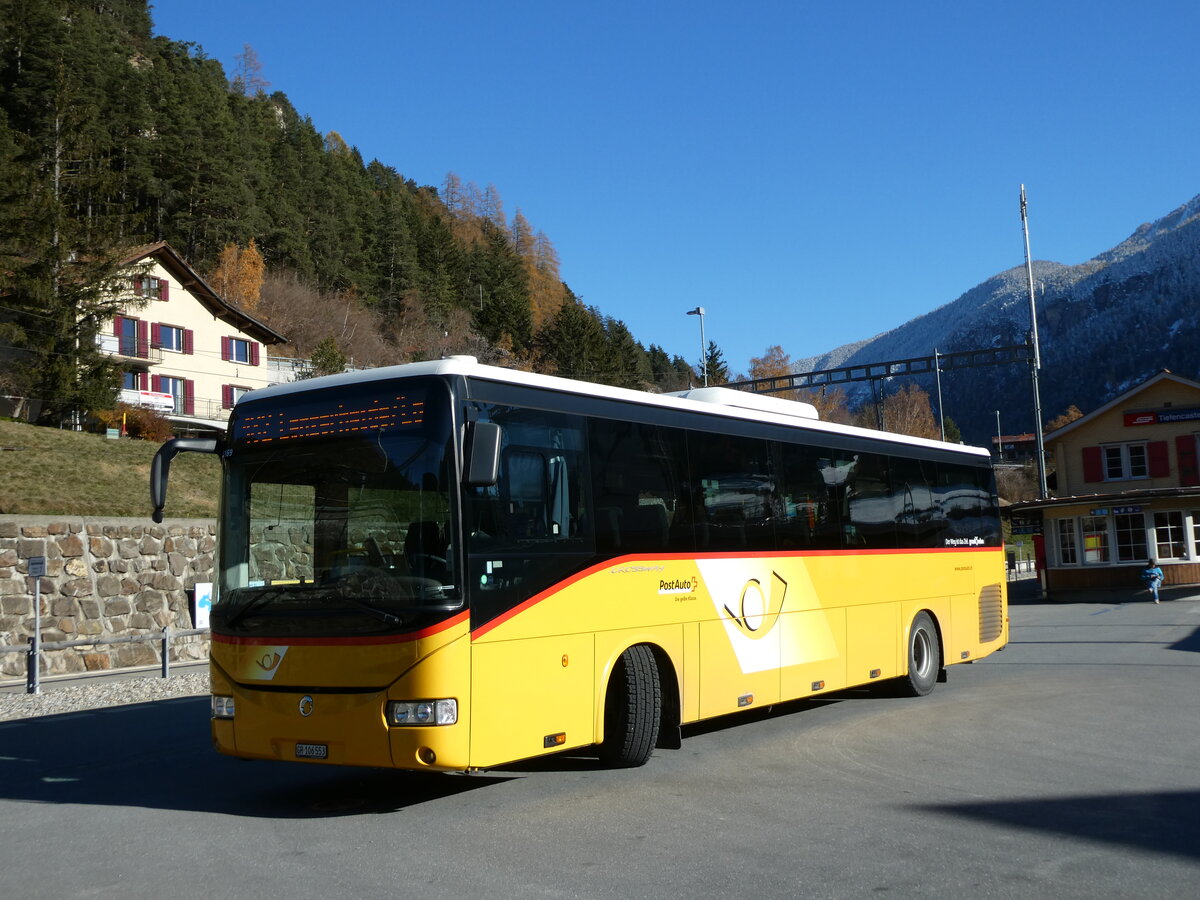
left=0, top=420, right=219, bottom=519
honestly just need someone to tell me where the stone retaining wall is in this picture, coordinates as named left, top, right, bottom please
left=0, top=516, right=215, bottom=678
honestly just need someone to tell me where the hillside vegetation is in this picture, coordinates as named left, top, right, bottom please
left=0, top=0, right=697, bottom=429
left=0, top=421, right=218, bottom=518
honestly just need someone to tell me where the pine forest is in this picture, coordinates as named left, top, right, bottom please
left=0, top=0, right=697, bottom=426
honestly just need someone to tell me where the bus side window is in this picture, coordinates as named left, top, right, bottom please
left=588, top=419, right=689, bottom=554
left=505, top=450, right=549, bottom=538
left=777, top=443, right=838, bottom=550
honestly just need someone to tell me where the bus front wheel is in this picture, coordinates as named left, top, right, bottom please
left=598, top=645, right=661, bottom=768
left=899, top=611, right=940, bottom=697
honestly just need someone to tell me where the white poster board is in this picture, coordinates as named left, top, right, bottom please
left=194, top=582, right=213, bottom=629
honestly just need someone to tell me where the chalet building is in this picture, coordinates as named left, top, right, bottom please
left=105, top=242, right=288, bottom=432
left=991, top=432, right=1037, bottom=462
left=1010, top=370, right=1200, bottom=591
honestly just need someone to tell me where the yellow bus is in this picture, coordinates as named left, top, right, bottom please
left=151, top=356, right=1008, bottom=771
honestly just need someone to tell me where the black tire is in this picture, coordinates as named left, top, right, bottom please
left=598, top=645, right=661, bottom=768
left=899, top=611, right=940, bottom=697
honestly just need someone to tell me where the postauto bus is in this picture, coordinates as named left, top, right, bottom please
left=150, top=356, right=1007, bottom=772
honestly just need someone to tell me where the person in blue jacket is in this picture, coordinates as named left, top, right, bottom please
left=1142, top=559, right=1164, bottom=603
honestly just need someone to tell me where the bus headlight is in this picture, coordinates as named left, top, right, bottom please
left=212, top=695, right=235, bottom=719
left=387, top=699, right=457, bottom=726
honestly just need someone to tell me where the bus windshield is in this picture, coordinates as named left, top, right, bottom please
left=214, top=378, right=459, bottom=636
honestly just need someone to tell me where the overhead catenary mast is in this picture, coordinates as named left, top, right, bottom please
left=1021, top=185, right=1048, bottom=499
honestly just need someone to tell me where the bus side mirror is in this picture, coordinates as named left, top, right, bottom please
left=151, top=437, right=221, bottom=523
left=464, top=422, right=501, bottom=486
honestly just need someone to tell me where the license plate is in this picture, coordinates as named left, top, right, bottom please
left=295, top=742, right=328, bottom=759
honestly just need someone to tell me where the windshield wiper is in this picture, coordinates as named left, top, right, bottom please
left=335, top=594, right=402, bottom=625
left=221, top=587, right=295, bottom=628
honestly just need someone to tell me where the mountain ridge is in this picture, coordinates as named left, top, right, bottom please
left=792, top=194, right=1200, bottom=444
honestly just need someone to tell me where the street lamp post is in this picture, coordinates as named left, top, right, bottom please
left=686, top=306, right=707, bottom=386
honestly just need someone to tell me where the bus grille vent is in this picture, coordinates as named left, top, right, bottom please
left=978, top=584, right=1004, bottom=643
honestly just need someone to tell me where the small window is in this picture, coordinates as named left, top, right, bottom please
left=159, top=376, right=185, bottom=413
left=223, top=385, right=251, bottom=409
left=1114, top=513, right=1147, bottom=562
left=1154, top=511, right=1186, bottom=559
left=132, top=275, right=166, bottom=298
left=1103, top=443, right=1148, bottom=481
left=1080, top=515, right=1108, bottom=563
left=159, top=325, right=184, bottom=352
left=223, top=337, right=258, bottom=365
left=1056, top=518, right=1077, bottom=565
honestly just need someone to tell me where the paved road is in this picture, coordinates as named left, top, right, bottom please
left=1, top=583, right=1198, bottom=899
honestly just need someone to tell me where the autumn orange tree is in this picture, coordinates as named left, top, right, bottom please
left=211, top=239, right=266, bottom=311
left=747, top=345, right=850, bottom=421
left=856, top=383, right=940, bottom=439
left=511, top=209, right=566, bottom=329
left=1044, top=404, right=1083, bottom=433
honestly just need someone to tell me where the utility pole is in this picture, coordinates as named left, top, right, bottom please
left=1021, top=185, right=1048, bottom=498
left=934, top=349, right=945, bottom=441
left=686, top=307, right=707, bottom=386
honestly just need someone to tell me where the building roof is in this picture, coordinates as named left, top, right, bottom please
left=1043, top=370, right=1200, bottom=443
left=121, top=241, right=287, bottom=346
left=992, top=433, right=1035, bottom=444
left=1007, top=484, right=1200, bottom=515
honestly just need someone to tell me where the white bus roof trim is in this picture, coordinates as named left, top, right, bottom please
left=242, top=356, right=990, bottom=458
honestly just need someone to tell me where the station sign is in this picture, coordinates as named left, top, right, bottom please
left=1125, top=407, right=1200, bottom=427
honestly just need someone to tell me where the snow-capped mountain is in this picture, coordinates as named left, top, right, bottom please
left=794, top=194, right=1200, bottom=444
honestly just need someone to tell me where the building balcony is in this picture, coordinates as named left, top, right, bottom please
left=98, top=334, right=162, bottom=365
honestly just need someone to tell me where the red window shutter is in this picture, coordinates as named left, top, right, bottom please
left=221, top=336, right=231, bottom=362
left=150, top=323, right=161, bottom=349
left=184, top=380, right=195, bottom=415
left=183, top=329, right=194, bottom=355
left=222, top=385, right=233, bottom=409
left=151, top=375, right=162, bottom=393
left=159, top=279, right=169, bottom=301
left=113, top=315, right=123, bottom=337
left=136, top=319, right=149, bottom=359
left=138, top=371, right=148, bottom=391
left=250, top=342, right=260, bottom=366
left=1177, top=436, right=1199, bottom=487
left=1148, top=441, right=1170, bottom=478
left=1081, top=446, right=1104, bottom=483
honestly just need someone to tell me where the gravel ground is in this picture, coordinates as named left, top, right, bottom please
left=0, top=669, right=209, bottom=721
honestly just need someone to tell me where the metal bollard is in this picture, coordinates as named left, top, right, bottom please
left=27, top=634, right=40, bottom=694
left=161, top=625, right=171, bottom=678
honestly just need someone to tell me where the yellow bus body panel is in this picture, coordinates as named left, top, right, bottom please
left=210, top=615, right=474, bottom=770
left=212, top=548, right=1007, bottom=771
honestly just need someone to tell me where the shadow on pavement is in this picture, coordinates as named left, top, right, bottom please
left=1007, top=577, right=1200, bottom=608
left=0, top=697, right=508, bottom=818
left=919, top=789, right=1200, bottom=862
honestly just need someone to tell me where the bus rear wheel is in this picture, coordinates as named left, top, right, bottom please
left=899, top=611, right=940, bottom=697
left=598, top=645, right=661, bottom=768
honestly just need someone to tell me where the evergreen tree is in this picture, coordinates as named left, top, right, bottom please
left=942, top=415, right=962, bottom=443
left=602, top=317, right=653, bottom=389
left=306, top=336, right=347, bottom=378
left=703, top=340, right=731, bottom=385
left=471, top=219, right=531, bottom=353
left=538, top=294, right=608, bottom=383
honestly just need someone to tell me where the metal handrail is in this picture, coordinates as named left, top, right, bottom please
left=0, top=626, right=209, bottom=694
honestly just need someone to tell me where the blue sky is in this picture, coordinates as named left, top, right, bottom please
left=150, top=0, right=1200, bottom=376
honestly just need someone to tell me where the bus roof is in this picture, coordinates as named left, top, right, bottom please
left=243, top=356, right=991, bottom=459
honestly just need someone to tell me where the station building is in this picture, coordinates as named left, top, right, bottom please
left=1010, top=370, right=1200, bottom=591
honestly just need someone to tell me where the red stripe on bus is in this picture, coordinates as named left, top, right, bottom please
left=469, top=545, right=1000, bottom=640
left=212, top=609, right=469, bottom=646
